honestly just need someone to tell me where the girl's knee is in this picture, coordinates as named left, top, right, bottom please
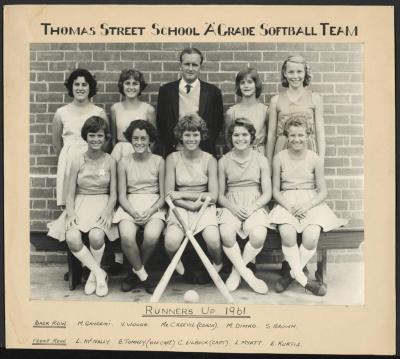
left=249, top=227, right=267, bottom=248
left=143, top=232, right=160, bottom=247
left=278, top=224, right=297, bottom=246
left=219, top=225, right=236, bottom=247
left=119, top=221, right=137, bottom=239
left=203, top=227, right=221, bottom=249
left=121, top=235, right=138, bottom=249
left=66, top=230, right=83, bottom=252
left=164, top=227, right=183, bottom=252
left=302, top=226, right=321, bottom=249
left=144, top=221, right=163, bottom=244
left=88, top=229, right=105, bottom=249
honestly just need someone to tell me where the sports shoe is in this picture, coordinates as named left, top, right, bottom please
left=305, top=279, right=327, bottom=296
left=84, top=272, right=96, bottom=295
left=121, top=270, right=138, bottom=292
left=95, top=271, right=109, bottom=297
left=275, top=274, right=294, bottom=293
left=142, top=278, right=155, bottom=294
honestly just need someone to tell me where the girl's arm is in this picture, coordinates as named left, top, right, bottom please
left=310, top=156, right=328, bottom=206
left=65, top=157, right=79, bottom=228
left=251, top=156, right=272, bottom=211
left=271, top=154, right=292, bottom=212
left=147, top=104, right=157, bottom=130
left=52, top=111, right=63, bottom=156
left=217, top=159, right=233, bottom=210
left=313, top=93, right=326, bottom=162
left=117, top=158, right=139, bottom=219
left=98, top=109, right=112, bottom=153
left=266, top=95, right=278, bottom=165
left=96, top=157, right=117, bottom=228
left=224, top=108, right=234, bottom=146
left=291, top=155, right=328, bottom=219
left=110, top=104, right=117, bottom=148
left=151, top=158, right=166, bottom=213
left=164, top=153, right=178, bottom=199
left=205, top=156, right=219, bottom=204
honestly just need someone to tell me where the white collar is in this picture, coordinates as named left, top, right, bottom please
left=179, top=78, right=200, bottom=90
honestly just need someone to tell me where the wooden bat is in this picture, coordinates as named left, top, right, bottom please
left=150, top=196, right=211, bottom=303
left=165, top=197, right=234, bottom=304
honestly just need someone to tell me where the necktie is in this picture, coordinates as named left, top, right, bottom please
left=185, top=84, right=191, bottom=94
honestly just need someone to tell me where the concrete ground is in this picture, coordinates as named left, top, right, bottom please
left=31, top=262, right=363, bottom=305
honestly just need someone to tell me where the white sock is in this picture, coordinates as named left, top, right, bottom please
left=132, top=266, right=148, bottom=281
left=242, top=242, right=262, bottom=265
left=299, top=245, right=316, bottom=268
left=72, top=246, right=101, bottom=278
left=90, top=244, right=105, bottom=266
left=176, top=260, right=185, bottom=275
left=282, top=245, right=307, bottom=287
left=114, top=252, right=123, bottom=264
left=88, top=244, right=105, bottom=282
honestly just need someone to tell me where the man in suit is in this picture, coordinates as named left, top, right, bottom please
left=156, top=47, right=224, bottom=157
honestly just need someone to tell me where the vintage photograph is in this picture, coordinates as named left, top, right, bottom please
left=29, top=41, right=364, bottom=305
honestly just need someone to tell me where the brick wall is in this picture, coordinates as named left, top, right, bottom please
left=30, top=42, right=364, bottom=232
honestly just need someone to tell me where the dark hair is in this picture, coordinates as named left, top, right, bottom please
left=173, top=113, right=208, bottom=141
left=227, top=118, right=256, bottom=147
left=123, top=119, right=158, bottom=143
left=81, top=116, right=110, bottom=141
left=117, top=69, right=147, bottom=96
left=283, top=114, right=311, bottom=137
left=179, top=47, right=204, bottom=65
left=235, top=68, right=263, bottom=98
left=64, top=68, right=97, bottom=98
left=281, top=55, right=312, bottom=88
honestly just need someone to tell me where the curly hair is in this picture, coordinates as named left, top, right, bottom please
left=281, top=55, right=312, bottom=88
left=123, top=119, right=158, bottom=143
left=117, top=69, right=148, bottom=96
left=81, top=116, right=110, bottom=141
left=283, top=114, right=312, bottom=137
left=173, top=113, right=208, bottom=142
left=64, top=68, right=97, bottom=98
left=235, top=68, right=263, bottom=99
left=227, top=118, right=256, bottom=148
left=179, top=47, right=204, bottom=65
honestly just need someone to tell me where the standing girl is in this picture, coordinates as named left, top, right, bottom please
left=225, top=68, right=268, bottom=155
left=266, top=55, right=325, bottom=163
left=110, top=69, right=156, bottom=162
left=113, top=120, right=165, bottom=294
left=269, top=116, right=346, bottom=296
left=218, top=119, right=271, bottom=294
left=53, top=69, right=108, bottom=206
left=164, top=113, right=222, bottom=281
left=48, top=116, right=118, bottom=297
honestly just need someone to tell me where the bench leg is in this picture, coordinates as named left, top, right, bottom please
left=67, top=249, right=82, bottom=290
left=316, top=249, right=327, bottom=285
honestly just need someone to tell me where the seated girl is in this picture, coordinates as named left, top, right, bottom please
left=218, top=118, right=271, bottom=294
left=269, top=115, right=347, bottom=296
left=48, top=116, right=118, bottom=297
left=113, top=120, right=165, bottom=294
left=164, top=113, right=223, bottom=282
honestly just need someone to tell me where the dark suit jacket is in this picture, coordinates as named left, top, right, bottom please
left=156, top=79, right=224, bottom=157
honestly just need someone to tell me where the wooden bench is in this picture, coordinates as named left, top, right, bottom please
left=263, top=228, right=363, bottom=286
left=31, top=228, right=363, bottom=291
